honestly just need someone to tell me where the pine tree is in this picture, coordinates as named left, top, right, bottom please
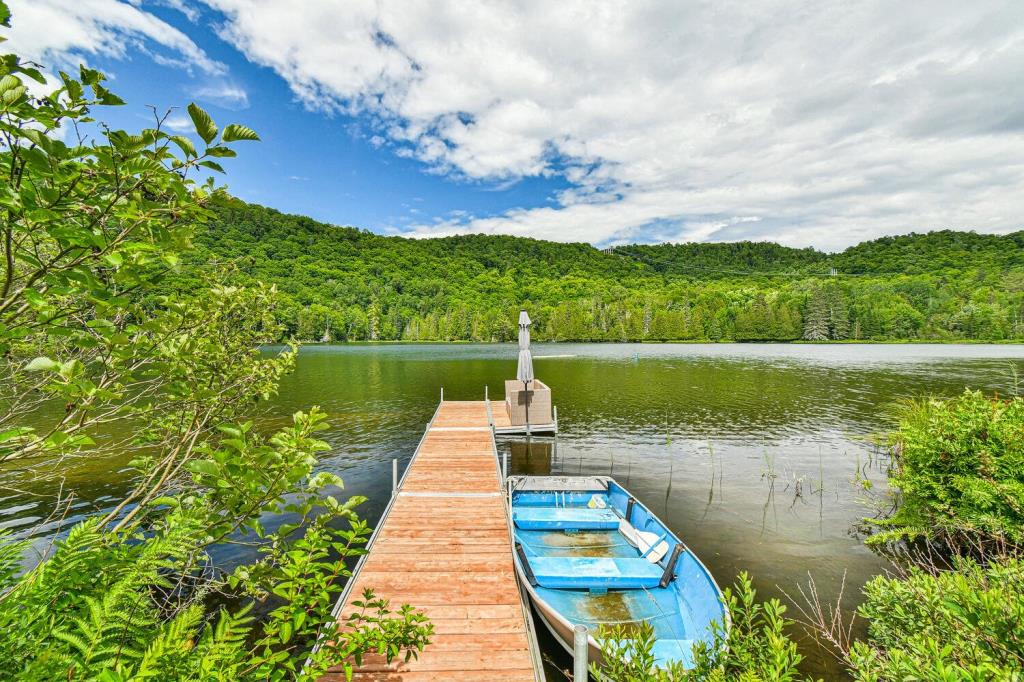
left=828, top=287, right=850, bottom=340
left=803, top=286, right=830, bottom=340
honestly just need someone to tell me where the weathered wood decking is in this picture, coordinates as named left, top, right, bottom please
left=322, top=400, right=540, bottom=682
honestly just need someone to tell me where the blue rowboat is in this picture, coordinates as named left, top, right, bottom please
left=508, top=475, right=728, bottom=671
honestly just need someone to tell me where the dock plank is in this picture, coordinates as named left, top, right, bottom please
left=322, top=400, right=537, bottom=682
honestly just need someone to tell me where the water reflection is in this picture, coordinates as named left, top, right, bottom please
left=507, top=439, right=555, bottom=476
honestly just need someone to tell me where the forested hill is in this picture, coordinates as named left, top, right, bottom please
left=611, top=230, right=1024, bottom=277
left=174, top=198, right=1024, bottom=342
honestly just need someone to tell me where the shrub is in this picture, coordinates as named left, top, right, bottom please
left=870, top=389, right=1024, bottom=551
left=847, top=557, right=1024, bottom=680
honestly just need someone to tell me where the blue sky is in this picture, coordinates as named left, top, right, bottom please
left=7, top=2, right=572, bottom=237
left=6, top=1, right=1024, bottom=250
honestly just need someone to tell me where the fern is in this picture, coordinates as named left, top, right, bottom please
left=194, top=605, right=256, bottom=680
left=130, top=604, right=205, bottom=680
left=50, top=579, right=155, bottom=672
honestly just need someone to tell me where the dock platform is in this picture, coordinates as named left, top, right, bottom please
left=322, top=399, right=542, bottom=681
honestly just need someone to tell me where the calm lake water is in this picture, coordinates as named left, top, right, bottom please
left=4, top=343, right=1024, bottom=679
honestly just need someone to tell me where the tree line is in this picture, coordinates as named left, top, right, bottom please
left=173, top=199, right=1024, bottom=343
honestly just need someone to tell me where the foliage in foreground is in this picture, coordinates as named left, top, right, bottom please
left=841, top=386, right=1024, bottom=680
left=591, top=572, right=807, bottom=681
left=869, top=389, right=1024, bottom=551
left=847, top=557, right=1024, bottom=680
left=0, top=5, right=430, bottom=679
left=0, top=412, right=430, bottom=681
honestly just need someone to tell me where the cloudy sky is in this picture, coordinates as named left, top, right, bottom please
left=6, top=1, right=1024, bottom=250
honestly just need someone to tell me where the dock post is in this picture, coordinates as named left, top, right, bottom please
left=502, top=450, right=508, bottom=482
left=485, top=384, right=488, bottom=401
left=573, top=624, right=589, bottom=680
left=440, top=386, right=444, bottom=403
left=392, top=458, right=398, bottom=496
left=554, top=405, right=559, bottom=432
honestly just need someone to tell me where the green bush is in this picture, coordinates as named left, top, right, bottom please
left=846, top=388, right=1024, bottom=680
left=870, top=389, right=1024, bottom=550
left=848, top=557, right=1024, bottom=680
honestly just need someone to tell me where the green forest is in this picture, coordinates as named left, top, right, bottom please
left=174, top=199, right=1024, bottom=343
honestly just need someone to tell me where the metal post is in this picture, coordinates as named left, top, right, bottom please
left=392, top=458, right=398, bottom=496
left=573, top=624, right=589, bottom=680
left=502, top=450, right=508, bottom=482
left=440, top=386, right=444, bottom=403
left=554, top=405, right=559, bottom=432
left=485, top=384, right=488, bottom=401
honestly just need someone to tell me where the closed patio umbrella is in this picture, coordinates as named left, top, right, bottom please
left=517, top=311, right=534, bottom=427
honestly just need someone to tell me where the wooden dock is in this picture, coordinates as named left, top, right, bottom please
left=322, top=399, right=542, bottom=682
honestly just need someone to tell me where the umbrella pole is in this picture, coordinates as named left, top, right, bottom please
left=523, top=380, right=530, bottom=432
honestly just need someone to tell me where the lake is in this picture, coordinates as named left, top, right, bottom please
left=4, top=342, right=1024, bottom=678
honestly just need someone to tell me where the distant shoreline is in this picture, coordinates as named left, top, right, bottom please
left=293, top=339, right=1024, bottom=346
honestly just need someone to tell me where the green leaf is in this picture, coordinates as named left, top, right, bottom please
left=79, top=65, right=104, bottom=87
left=121, top=157, right=165, bottom=176
left=22, top=288, right=45, bottom=307
left=0, top=74, right=18, bottom=94
left=168, top=134, right=196, bottom=158
left=94, top=84, right=125, bottom=106
left=187, top=460, right=220, bottom=477
left=206, top=146, right=237, bottom=158
left=25, top=356, right=59, bottom=372
left=59, top=71, right=84, bottom=102
left=198, top=160, right=225, bottom=173
left=221, top=124, right=260, bottom=142
left=1, top=84, right=25, bottom=105
left=187, top=102, right=218, bottom=144
left=0, top=426, right=33, bottom=443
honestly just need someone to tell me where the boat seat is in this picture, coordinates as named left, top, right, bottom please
left=527, top=556, right=663, bottom=589
left=513, top=507, right=620, bottom=531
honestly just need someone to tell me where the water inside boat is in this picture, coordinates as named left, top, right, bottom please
left=511, top=478, right=727, bottom=669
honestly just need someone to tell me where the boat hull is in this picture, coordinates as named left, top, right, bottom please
left=508, top=475, right=728, bottom=673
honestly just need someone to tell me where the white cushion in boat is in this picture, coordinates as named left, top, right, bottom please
left=618, top=519, right=670, bottom=563
left=528, top=557, right=662, bottom=589
left=513, top=507, right=620, bottom=530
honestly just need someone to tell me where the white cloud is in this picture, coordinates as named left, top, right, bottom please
left=162, top=111, right=193, bottom=133
left=193, top=81, right=250, bottom=109
left=5, top=0, right=223, bottom=75
left=201, top=0, right=1024, bottom=249
left=144, top=0, right=202, bottom=23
